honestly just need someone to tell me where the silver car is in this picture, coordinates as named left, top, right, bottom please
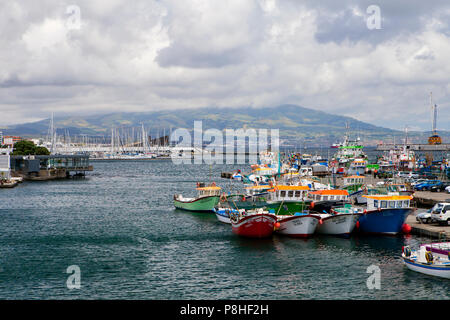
left=416, top=208, right=433, bottom=224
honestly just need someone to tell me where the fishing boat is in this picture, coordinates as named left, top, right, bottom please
left=266, top=185, right=312, bottom=214
left=341, top=175, right=365, bottom=193
left=308, top=189, right=350, bottom=213
left=342, top=195, right=414, bottom=235
left=224, top=185, right=271, bottom=210
left=347, top=159, right=367, bottom=176
left=402, top=242, right=450, bottom=279
left=312, top=204, right=361, bottom=236
left=229, top=208, right=277, bottom=238
left=275, top=212, right=320, bottom=238
left=0, top=179, right=19, bottom=188
left=173, top=183, right=221, bottom=212
left=213, top=207, right=243, bottom=224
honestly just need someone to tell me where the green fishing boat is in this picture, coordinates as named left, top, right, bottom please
left=265, top=185, right=312, bottom=215
left=174, top=184, right=221, bottom=212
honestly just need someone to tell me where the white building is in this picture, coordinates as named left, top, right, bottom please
left=0, top=148, right=12, bottom=180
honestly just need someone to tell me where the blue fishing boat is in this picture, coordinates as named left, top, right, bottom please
left=358, top=195, right=414, bottom=235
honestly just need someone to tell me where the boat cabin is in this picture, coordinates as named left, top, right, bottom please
left=343, top=175, right=365, bottom=186
left=308, top=189, right=349, bottom=202
left=245, top=185, right=271, bottom=196
left=387, top=184, right=409, bottom=193
left=362, top=195, right=413, bottom=211
left=268, top=185, right=310, bottom=202
left=196, top=186, right=221, bottom=198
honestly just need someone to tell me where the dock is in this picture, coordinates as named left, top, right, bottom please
left=413, top=191, right=450, bottom=207
left=406, top=214, right=450, bottom=240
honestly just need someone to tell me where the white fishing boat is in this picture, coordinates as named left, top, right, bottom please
left=275, top=212, right=320, bottom=238
left=311, top=205, right=361, bottom=236
left=402, top=242, right=450, bottom=279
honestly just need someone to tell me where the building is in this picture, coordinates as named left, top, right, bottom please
left=0, top=131, right=3, bottom=145
left=3, top=136, right=22, bottom=147
left=0, top=148, right=12, bottom=180
left=10, top=154, right=93, bottom=180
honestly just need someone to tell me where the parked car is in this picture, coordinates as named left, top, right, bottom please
left=409, top=172, right=420, bottom=179
left=430, top=202, right=450, bottom=225
left=416, top=209, right=433, bottom=224
left=430, top=182, right=450, bottom=192
left=415, top=180, right=442, bottom=191
left=446, top=185, right=450, bottom=193
left=410, top=179, right=427, bottom=187
left=397, top=171, right=410, bottom=178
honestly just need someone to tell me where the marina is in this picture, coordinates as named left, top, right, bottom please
left=1, top=159, right=448, bottom=300
left=2, top=0, right=450, bottom=306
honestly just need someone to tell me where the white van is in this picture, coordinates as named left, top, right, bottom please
left=431, top=202, right=450, bottom=225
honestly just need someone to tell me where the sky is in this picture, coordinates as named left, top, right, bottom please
left=0, top=0, right=449, bottom=131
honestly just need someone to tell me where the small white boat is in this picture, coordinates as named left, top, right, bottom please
left=402, top=242, right=450, bottom=279
left=275, top=213, right=320, bottom=238
left=213, top=207, right=245, bottom=224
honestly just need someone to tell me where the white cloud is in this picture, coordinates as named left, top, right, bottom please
left=0, top=0, right=449, bottom=131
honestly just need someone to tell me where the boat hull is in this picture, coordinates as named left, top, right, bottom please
left=275, top=215, right=319, bottom=238
left=174, top=196, right=220, bottom=212
left=357, top=208, right=413, bottom=235
left=231, top=214, right=276, bottom=238
left=214, top=208, right=233, bottom=224
left=315, top=213, right=360, bottom=236
left=402, top=258, right=450, bottom=279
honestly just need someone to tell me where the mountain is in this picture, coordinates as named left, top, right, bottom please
left=1, top=105, right=448, bottom=146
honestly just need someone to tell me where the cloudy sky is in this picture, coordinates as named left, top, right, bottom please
left=0, top=0, right=449, bottom=131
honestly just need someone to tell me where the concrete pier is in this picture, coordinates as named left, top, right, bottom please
left=413, top=191, right=450, bottom=207
left=406, top=213, right=450, bottom=240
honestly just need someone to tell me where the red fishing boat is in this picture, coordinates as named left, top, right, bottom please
left=229, top=209, right=278, bottom=238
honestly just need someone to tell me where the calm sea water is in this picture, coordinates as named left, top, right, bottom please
left=0, top=160, right=448, bottom=300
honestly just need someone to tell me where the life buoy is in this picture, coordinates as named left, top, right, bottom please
left=425, top=251, right=433, bottom=264
left=402, top=246, right=411, bottom=257
left=220, top=193, right=227, bottom=202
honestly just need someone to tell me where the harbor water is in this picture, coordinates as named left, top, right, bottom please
left=0, top=160, right=449, bottom=299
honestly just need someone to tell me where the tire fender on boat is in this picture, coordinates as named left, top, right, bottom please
left=425, top=251, right=433, bottom=264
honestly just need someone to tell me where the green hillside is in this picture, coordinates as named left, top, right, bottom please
left=2, top=105, right=448, bottom=147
